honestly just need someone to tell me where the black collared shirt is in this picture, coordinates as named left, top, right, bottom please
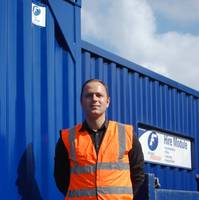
left=80, top=120, right=108, bottom=154
left=54, top=120, right=145, bottom=198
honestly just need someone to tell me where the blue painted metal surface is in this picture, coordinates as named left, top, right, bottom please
left=0, top=0, right=199, bottom=199
left=145, top=174, right=199, bottom=200
left=81, top=41, right=199, bottom=192
left=156, top=189, right=199, bottom=200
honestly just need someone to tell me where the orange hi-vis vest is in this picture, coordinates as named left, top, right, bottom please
left=61, top=121, right=134, bottom=200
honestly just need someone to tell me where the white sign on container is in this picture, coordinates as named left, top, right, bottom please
left=32, top=3, right=46, bottom=27
left=138, top=127, right=192, bottom=169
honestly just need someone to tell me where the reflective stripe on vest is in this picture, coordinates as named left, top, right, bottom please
left=68, top=126, right=76, bottom=161
left=71, top=162, right=130, bottom=174
left=68, top=186, right=133, bottom=198
left=118, top=123, right=126, bottom=159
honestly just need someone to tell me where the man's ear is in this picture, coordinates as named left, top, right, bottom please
left=106, top=97, right=110, bottom=108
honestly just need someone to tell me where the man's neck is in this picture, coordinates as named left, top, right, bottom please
left=85, top=116, right=106, bottom=131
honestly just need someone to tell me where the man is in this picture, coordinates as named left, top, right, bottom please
left=54, top=79, right=145, bottom=199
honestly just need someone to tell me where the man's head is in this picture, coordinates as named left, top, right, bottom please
left=80, top=79, right=109, bottom=99
left=80, top=79, right=110, bottom=120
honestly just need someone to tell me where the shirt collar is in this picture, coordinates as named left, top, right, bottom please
left=80, top=119, right=108, bottom=132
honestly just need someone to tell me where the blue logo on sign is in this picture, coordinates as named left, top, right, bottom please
left=148, top=131, right=158, bottom=151
left=33, top=5, right=41, bottom=16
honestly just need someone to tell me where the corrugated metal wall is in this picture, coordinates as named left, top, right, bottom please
left=0, top=0, right=199, bottom=199
left=81, top=41, right=199, bottom=191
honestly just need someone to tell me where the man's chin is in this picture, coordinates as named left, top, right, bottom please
left=88, top=112, right=102, bottom=118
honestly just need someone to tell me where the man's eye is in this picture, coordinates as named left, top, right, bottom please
left=96, top=94, right=103, bottom=98
left=84, top=93, right=104, bottom=98
left=85, top=94, right=93, bottom=98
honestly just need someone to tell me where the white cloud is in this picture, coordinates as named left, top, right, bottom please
left=147, top=0, right=199, bottom=22
left=81, top=0, right=199, bottom=91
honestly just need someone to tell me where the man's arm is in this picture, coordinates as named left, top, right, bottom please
left=54, top=137, right=70, bottom=196
left=129, top=133, right=145, bottom=197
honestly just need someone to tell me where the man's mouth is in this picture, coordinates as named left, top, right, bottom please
left=91, top=105, right=100, bottom=108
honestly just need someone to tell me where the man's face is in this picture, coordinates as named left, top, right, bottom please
left=81, top=81, right=110, bottom=120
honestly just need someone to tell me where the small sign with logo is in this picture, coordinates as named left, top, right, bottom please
left=32, top=3, right=46, bottom=27
left=138, top=127, right=192, bottom=169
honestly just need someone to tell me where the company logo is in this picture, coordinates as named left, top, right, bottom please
left=148, top=131, right=158, bottom=151
left=33, top=5, right=41, bottom=16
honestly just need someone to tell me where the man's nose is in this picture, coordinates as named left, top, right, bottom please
left=92, top=94, right=98, bottom=101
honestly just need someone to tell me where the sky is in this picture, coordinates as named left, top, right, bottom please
left=81, top=0, right=199, bottom=91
